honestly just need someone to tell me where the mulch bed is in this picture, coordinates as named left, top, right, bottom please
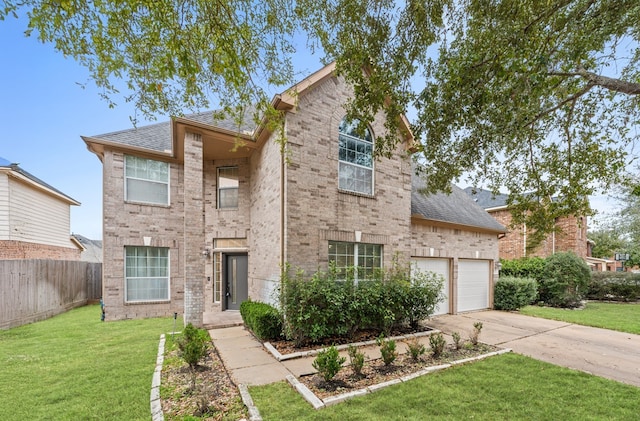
left=299, top=343, right=500, bottom=400
left=161, top=345, right=248, bottom=420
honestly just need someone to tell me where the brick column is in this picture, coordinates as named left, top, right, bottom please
left=183, top=132, right=205, bottom=327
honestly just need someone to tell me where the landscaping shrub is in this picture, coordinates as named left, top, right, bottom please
left=279, top=260, right=443, bottom=346
left=429, top=332, right=446, bottom=358
left=469, top=322, right=483, bottom=346
left=405, top=338, right=426, bottom=361
left=377, top=336, right=398, bottom=366
left=239, top=301, right=283, bottom=340
left=500, top=257, right=545, bottom=279
left=347, top=345, right=365, bottom=376
left=588, top=272, right=640, bottom=302
left=452, top=331, right=463, bottom=350
left=178, top=323, right=210, bottom=369
left=539, top=252, right=591, bottom=307
left=494, top=276, right=538, bottom=310
left=312, top=346, right=346, bottom=382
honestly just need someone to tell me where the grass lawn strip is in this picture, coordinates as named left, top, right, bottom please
left=249, top=353, right=640, bottom=420
left=519, top=302, right=640, bottom=334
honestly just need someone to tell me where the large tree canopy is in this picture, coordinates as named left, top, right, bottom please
left=2, top=0, right=639, bottom=238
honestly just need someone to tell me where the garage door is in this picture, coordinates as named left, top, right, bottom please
left=457, top=259, right=490, bottom=312
left=412, top=258, right=450, bottom=315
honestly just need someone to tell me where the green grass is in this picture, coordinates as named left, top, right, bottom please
left=250, top=353, right=640, bottom=420
left=519, top=302, right=640, bottom=334
left=0, top=304, right=180, bottom=420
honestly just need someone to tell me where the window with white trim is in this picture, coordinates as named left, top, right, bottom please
left=125, top=155, right=169, bottom=205
left=125, top=246, right=169, bottom=302
left=328, top=241, right=382, bottom=281
left=217, top=167, right=239, bottom=209
left=338, top=118, right=374, bottom=195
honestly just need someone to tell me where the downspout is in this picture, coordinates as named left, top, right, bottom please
left=523, top=223, right=527, bottom=257
left=280, top=119, right=287, bottom=270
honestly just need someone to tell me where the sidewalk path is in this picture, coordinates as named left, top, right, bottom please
left=428, top=310, right=640, bottom=387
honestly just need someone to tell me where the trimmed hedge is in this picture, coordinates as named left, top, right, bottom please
left=500, top=257, right=545, bottom=280
left=494, top=276, right=538, bottom=311
left=279, top=262, right=444, bottom=347
left=588, top=272, right=640, bottom=302
left=539, top=252, right=591, bottom=308
left=239, top=301, right=283, bottom=340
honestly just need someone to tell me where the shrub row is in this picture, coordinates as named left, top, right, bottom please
left=494, top=276, right=538, bottom=310
left=587, top=272, right=640, bottom=302
left=499, top=257, right=545, bottom=279
left=239, top=301, right=283, bottom=340
left=280, top=262, right=444, bottom=347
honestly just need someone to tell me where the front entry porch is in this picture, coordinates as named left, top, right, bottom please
left=203, top=310, right=243, bottom=329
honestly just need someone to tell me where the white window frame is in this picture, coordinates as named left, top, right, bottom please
left=328, top=241, right=383, bottom=283
left=124, top=246, right=170, bottom=303
left=124, top=155, right=170, bottom=206
left=338, top=118, right=374, bottom=195
left=217, top=166, right=239, bottom=209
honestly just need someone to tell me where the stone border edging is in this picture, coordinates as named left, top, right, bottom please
left=286, top=348, right=512, bottom=409
left=151, top=334, right=165, bottom=421
left=238, top=384, right=263, bottom=421
left=265, top=328, right=441, bottom=361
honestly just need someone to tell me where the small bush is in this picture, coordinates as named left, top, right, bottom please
left=539, top=252, right=591, bottom=307
left=494, top=276, right=538, bottom=310
left=347, top=345, right=365, bottom=376
left=312, top=346, right=346, bottom=382
left=500, top=257, right=546, bottom=279
left=469, top=322, right=483, bottom=346
left=405, top=338, right=426, bottom=361
left=239, top=301, right=283, bottom=340
left=452, top=331, right=463, bottom=350
left=377, top=336, right=398, bottom=366
left=178, top=323, right=210, bottom=369
left=429, top=332, right=446, bottom=358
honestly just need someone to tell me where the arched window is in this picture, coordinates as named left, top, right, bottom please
left=338, top=118, right=373, bottom=195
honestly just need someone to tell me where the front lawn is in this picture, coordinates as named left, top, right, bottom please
left=0, top=304, right=177, bottom=420
left=250, top=353, right=640, bottom=420
left=519, top=302, right=640, bottom=334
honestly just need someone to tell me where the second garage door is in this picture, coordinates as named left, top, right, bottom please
left=457, top=259, right=490, bottom=312
left=412, top=258, right=450, bottom=315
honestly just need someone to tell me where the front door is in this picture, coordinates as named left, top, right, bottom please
left=225, top=254, right=248, bottom=310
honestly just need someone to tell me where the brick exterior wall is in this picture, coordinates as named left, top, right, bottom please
left=0, top=240, right=81, bottom=260
left=283, top=75, right=413, bottom=276
left=491, top=210, right=588, bottom=260
left=101, top=151, right=185, bottom=321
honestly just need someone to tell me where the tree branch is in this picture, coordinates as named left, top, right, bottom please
left=576, top=66, right=640, bottom=95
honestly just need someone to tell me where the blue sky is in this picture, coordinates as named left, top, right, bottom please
left=0, top=15, right=620, bottom=240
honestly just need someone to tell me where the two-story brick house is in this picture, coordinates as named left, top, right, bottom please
left=83, top=63, right=505, bottom=326
left=464, top=187, right=588, bottom=260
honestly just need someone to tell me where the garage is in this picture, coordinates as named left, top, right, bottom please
left=457, top=259, right=491, bottom=312
left=412, top=258, right=450, bottom=315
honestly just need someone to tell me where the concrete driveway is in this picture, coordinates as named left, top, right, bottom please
left=428, top=310, right=640, bottom=387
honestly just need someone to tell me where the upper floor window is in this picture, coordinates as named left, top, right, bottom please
left=338, top=118, right=374, bottom=195
left=125, top=246, right=169, bottom=302
left=218, top=167, right=239, bottom=209
left=125, top=155, right=169, bottom=205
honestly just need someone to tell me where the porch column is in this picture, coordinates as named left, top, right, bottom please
left=183, top=131, right=205, bottom=327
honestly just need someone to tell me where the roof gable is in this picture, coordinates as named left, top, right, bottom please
left=0, top=158, right=80, bottom=205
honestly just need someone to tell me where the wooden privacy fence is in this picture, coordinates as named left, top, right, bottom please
left=0, top=259, right=102, bottom=330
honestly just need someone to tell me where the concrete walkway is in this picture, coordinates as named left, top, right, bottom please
left=209, top=310, right=640, bottom=388
left=428, top=310, right=640, bottom=387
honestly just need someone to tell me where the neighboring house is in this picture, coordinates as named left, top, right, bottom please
left=83, top=63, right=505, bottom=326
left=71, top=234, right=103, bottom=263
left=0, top=157, right=82, bottom=260
left=464, top=187, right=588, bottom=260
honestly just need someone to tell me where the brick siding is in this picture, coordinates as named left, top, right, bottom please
left=0, top=240, right=81, bottom=260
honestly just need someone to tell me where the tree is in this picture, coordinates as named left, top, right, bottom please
left=587, top=228, right=625, bottom=259
left=3, top=0, right=639, bottom=239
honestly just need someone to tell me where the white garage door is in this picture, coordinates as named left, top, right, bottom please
left=457, top=259, right=490, bottom=312
left=412, top=258, right=450, bottom=315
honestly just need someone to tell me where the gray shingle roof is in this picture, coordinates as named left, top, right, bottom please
left=462, top=187, right=509, bottom=209
left=412, top=178, right=505, bottom=232
left=0, top=157, right=79, bottom=205
left=90, top=108, right=258, bottom=152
